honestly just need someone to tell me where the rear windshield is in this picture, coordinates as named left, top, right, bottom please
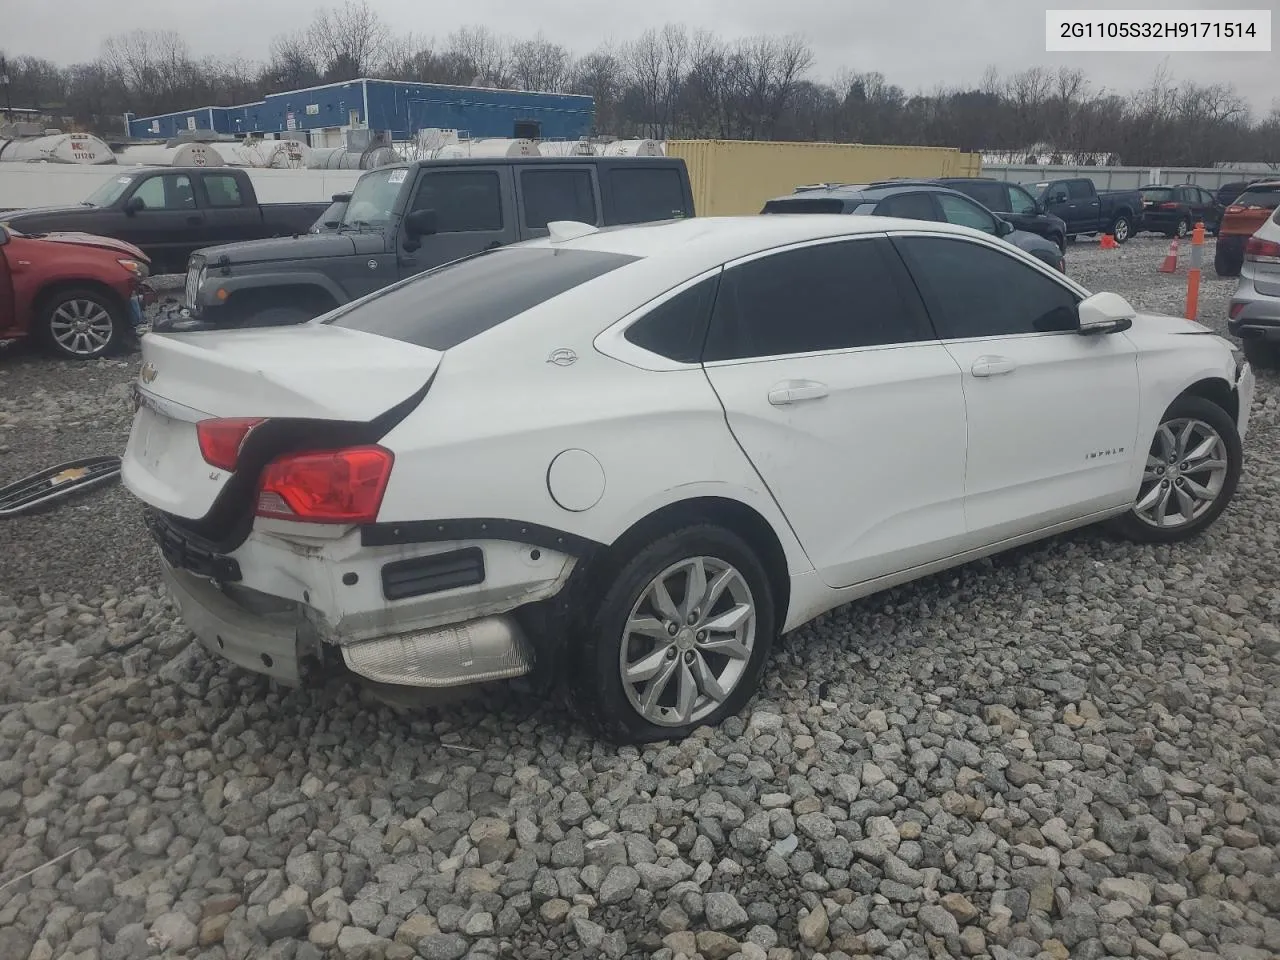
left=761, top=198, right=847, bottom=214
left=1140, top=187, right=1175, bottom=202
left=1233, top=186, right=1280, bottom=208
left=324, top=247, right=638, bottom=350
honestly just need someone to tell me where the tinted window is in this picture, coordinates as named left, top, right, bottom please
left=1235, top=186, right=1280, bottom=208
left=1199, top=189, right=1217, bottom=204
left=609, top=167, right=687, bottom=224
left=703, top=238, right=928, bottom=362
left=624, top=275, right=720, bottom=362
left=952, top=181, right=1006, bottom=211
left=1175, top=187, right=1195, bottom=203
left=1006, top=184, right=1038, bottom=215
left=761, top=198, right=847, bottom=214
left=894, top=236, right=1079, bottom=339
left=936, top=194, right=998, bottom=234
left=522, top=169, right=597, bottom=229
left=203, top=174, right=243, bottom=208
left=326, top=247, right=635, bottom=350
left=410, top=170, right=502, bottom=233
left=1066, top=180, right=1094, bottom=200
left=132, top=174, right=194, bottom=211
left=1141, top=187, right=1175, bottom=202
left=875, top=192, right=938, bottom=221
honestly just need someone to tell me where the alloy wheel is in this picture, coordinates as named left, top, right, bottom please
left=1133, top=418, right=1230, bottom=529
left=50, top=299, right=114, bottom=356
left=619, top=556, right=756, bottom=727
left=1113, top=218, right=1130, bottom=243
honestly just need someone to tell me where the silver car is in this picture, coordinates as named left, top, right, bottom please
left=1228, top=207, right=1280, bottom=369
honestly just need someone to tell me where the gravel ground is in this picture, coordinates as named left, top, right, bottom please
left=1, top=238, right=1278, bottom=960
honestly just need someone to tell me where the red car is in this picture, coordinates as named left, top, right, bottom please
left=0, top=225, right=153, bottom=359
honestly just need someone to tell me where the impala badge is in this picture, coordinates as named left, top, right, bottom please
left=140, top=362, right=157, bottom=384
left=547, top=348, right=578, bottom=367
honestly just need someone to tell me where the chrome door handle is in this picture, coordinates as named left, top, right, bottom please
left=971, top=355, right=1016, bottom=378
left=768, top=379, right=829, bottom=406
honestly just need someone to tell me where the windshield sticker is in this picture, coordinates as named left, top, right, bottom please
left=388, top=170, right=407, bottom=184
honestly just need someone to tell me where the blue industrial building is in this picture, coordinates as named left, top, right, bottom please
left=126, top=79, right=595, bottom=142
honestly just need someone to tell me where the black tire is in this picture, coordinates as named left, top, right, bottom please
left=39, top=287, right=125, bottom=360
left=1111, top=215, right=1132, bottom=244
left=566, top=524, right=776, bottom=744
left=1215, top=246, right=1241, bottom=277
left=1242, top=338, right=1280, bottom=370
left=1110, top=395, right=1242, bottom=544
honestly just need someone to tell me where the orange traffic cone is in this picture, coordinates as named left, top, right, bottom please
left=1100, top=234, right=1118, bottom=250
left=1159, top=238, right=1180, bottom=273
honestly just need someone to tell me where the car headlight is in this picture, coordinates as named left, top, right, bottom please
left=118, top=258, right=149, bottom=278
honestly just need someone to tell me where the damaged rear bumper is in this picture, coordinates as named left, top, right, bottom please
left=162, top=558, right=537, bottom=688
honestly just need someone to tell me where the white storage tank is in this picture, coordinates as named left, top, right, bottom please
left=262, top=139, right=311, bottom=169
left=538, top=140, right=595, bottom=157
left=309, top=145, right=402, bottom=169
left=0, top=132, right=117, bottom=164
left=435, top=138, right=541, bottom=159
left=599, top=139, right=664, bottom=157
left=114, top=143, right=227, bottom=167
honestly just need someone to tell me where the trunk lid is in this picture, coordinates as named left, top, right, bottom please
left=122, top=324, right=440, bottom=520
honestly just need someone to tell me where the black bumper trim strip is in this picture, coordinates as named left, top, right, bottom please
left=360, top=517, right=602, bottom=556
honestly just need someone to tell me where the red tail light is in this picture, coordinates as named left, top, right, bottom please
left=1229, top=302, right=1245, bottom=319
left=197, top=418, right=265, bottom=471
left=256, top=446, right=393, bottom=524
left=1244, top=237, right=1280, bottom=262
left=1227, top=205, right=1245, bottom=214
left=1158, top=202, right=1179, bottom=210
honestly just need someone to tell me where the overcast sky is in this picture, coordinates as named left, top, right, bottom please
left=3, top=0, right=1276, bottom=116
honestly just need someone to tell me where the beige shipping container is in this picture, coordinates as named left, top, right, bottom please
left=666, top=140, right=983, bottom=216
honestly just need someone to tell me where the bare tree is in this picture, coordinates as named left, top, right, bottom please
left=446, top=27, right=512, bottom=87
left=306, top=0, right=388, bottom=81
left=510, top=36, right=572, bottom=92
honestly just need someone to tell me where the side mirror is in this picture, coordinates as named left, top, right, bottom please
left=332, top=192, right=351, bottom=203
left=996, top=219, right=1015, bottom=237
left=1035, top=201, right=1047, bottom=215
left=404, top=209, right=438, bottom=239
left=125, top=195, right=145, bottom=215
left=1077, top=291, right=1135, bottom=335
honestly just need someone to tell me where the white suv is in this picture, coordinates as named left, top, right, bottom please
left=123, top=215, right=1254, bottom=743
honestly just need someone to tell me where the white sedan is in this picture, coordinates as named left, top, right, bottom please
left=122, top=215, right=1255, bottom=743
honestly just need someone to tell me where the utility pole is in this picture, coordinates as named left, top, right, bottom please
left=0, top=57, right=12, bottom=123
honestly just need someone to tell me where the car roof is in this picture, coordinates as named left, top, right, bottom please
left=522, top=214, right=995, bottom=267
left=763, top=182, right=975, bottom=204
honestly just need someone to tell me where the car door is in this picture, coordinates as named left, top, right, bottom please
left=120, top=172, right=201, bottom=270
left=398, top=166, right=517, bottom=280
left=1066, top=179, right=1100, bottom=233
left=0, top=236, right=14, bottom=336
left=1005, top=183, right=1046, bottom=235
left=1197, top=187, right=1224, bottom=230
left=893, top=232, right=1140, bottom=543
left=516, top=165, right=601, bottom=238
left=195, top=172, right=259, bottom=246
left=699, top=235, right=969, bottom=589
left=1039, top=182, right=1073, bottom=231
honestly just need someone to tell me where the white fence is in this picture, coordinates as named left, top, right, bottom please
left=982, top=164, right=1280, bottom=191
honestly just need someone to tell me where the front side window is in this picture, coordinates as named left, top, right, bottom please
left=703, top=238, right=929, bottom=362
left=894, top=236, right=1079, bottom=339
left=132, top=174, right=194, bottom=211
left=1006, top=184, right=1039, bottom=216
left=521, top=169, right=597, bottom=229
left=875, top=192, right=938, bottom=222
left=935, top=194, right=998, bottom=234
left=325, top=247, right=636, bottom=350
left=410, top=170, right=503, bottom=233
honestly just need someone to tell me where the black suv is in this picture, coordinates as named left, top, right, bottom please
left=869, top=177, right=1068, bottom=253
left=1138, top=183, right=1224, bottom=237
left=762, top=182, right=1066, bottom=271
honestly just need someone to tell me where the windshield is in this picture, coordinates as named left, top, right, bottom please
left=1233, top=186, right=1280, bottom=208
left=84, top=174, right=136, bottom=207
left=340, top=169, right=406, bottom=228
left=1140, top=188, right=1175, bottom=202
left=325, top=247, right=638, bottom=350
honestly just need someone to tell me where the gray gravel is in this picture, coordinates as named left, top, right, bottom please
left=2, top=239, right=1279, bottom=960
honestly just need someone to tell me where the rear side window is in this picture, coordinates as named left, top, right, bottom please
left=624, top=275, right=720, bottom=363
left=609, top=167, right=688, bottom=223
left=1066, top=180, right=1094, bottom=200
left=703, top=238, right=930, bottom=362
left=761, top=198, right=847, bottom=214
left=875, top=192, right=938, bottom=221
left=202, top=175, right=243, bottom=208
left=522, top=169, right=597, bottom=229
left=952, top=181, right=1006, bottom=211
left=326, top=247, right=636, bottom=350
left=410, top=170, right=503, bottom=233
